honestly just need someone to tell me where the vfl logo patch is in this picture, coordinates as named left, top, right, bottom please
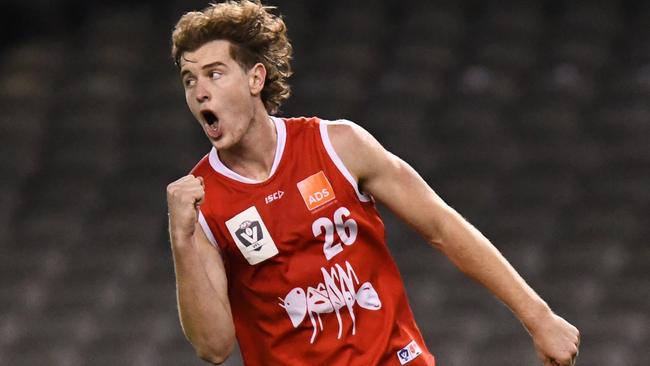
left=226, top=206, right=278, bottom=265
left=297, top=171, right=335, bottom=211
left=397, top=340, right=423, bottom=365
left=234, top=221, right=263, bottom=250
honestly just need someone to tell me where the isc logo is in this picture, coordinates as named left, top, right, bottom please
left=297, top=171, right=336, bottom=211
left=265, top=190, right=285, bottom=204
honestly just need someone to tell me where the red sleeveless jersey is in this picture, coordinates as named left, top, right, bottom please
left=191, top=117, right=435, bottom=366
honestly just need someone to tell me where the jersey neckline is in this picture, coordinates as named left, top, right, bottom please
left=208, top=116, right=287, bottom=185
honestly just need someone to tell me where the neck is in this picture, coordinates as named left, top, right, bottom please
left=218, top=107, right=278, bottom=181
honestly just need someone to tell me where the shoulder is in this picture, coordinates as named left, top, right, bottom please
left=189, top=153, right=211, bottom=176
left=322, top=119, right=377, bottom=150
left=282, top=116, right=320, bottom=128
left=322, top=119, right=388, bottom=182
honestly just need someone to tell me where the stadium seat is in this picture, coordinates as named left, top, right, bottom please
left=1, top=1, right=648, bottom=365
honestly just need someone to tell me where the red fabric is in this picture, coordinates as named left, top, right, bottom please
left=192, top=117, right=435, bottom=366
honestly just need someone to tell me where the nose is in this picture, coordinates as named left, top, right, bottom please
left=195, top=79, right=211, bottom=103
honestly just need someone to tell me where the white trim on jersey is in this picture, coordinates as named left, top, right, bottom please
left=319, top=119, right=372, bottom=202
left=208, top=116, right=287, bottom=184
left=198, top=210, right=221, bottom=252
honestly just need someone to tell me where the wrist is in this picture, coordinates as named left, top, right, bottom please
left=168, top=213, right=196, bottom=242
left=518, top=299, right=553, bottom=335
left=169, top=226, right=195, bottom=247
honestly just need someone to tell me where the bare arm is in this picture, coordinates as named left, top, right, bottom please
left=167, top=175, right=235, bottom=364
left=327, top=121, right=580, bottom=366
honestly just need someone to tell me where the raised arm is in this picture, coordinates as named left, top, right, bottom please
left=167, top=175, right=235, bottom=364
left=327, top=121, right=580, bottom=366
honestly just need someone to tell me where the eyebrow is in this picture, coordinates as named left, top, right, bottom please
left=180, top=60, right=227, bottom=78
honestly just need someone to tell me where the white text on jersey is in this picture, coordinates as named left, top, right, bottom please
left=265, top=190, right=285, bottom=204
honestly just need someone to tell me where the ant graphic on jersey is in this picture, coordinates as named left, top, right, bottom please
left=278, top=261, right=382, bottom=343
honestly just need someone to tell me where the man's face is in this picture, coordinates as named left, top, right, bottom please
left=179, top=39, right=258, bottom=150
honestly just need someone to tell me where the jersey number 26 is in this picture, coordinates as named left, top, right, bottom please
left=312, top=206, right=358, bottom=260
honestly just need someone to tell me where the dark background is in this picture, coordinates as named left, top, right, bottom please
left=0, top=0, right=648, bottom=365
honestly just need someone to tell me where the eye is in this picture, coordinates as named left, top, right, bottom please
left=183, top=77, right=196, bottom=88
left=210, top=71, right=223, bottom=80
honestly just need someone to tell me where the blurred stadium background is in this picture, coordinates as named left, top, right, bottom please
left=1, top=0, right=648, bottom=365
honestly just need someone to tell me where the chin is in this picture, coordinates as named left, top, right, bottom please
left=210, top=136, right=232, bottom=150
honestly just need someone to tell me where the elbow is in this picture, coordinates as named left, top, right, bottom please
left=182, top=315, right=236, bottom=364
left=426, top=235, right=444, bottom=251
left=195, top=343, right=233, bottom=365
left=426, top=207, right=469, bottom=253
left=192, top=335, right=235, bottom=365
left=424, top=225, right=446, bottom=251
left=197, top=351, right=227, bottom=365
left=422, top=205, right=460, bottom=252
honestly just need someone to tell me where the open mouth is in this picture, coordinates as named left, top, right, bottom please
left=200, top=109, right=222, bottom=139
left=201, top=110, right=218, bottom=126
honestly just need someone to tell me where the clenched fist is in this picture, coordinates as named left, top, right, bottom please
left=531, top=312, right=580, bottom=366
left=167, top=174, right=205, bottom=240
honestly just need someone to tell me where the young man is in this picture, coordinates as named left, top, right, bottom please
left=166, top=1, right=580, bottom=365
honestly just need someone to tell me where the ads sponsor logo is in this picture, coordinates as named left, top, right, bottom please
left=226, top=206, right=278, bottom=265
left=297, top=171, right=335, bottom=211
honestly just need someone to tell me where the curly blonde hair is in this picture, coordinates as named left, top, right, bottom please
left=171, top=0, right=293, bottom=114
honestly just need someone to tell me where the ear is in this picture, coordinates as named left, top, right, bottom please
left=248, top=63, right=266, bottom=95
